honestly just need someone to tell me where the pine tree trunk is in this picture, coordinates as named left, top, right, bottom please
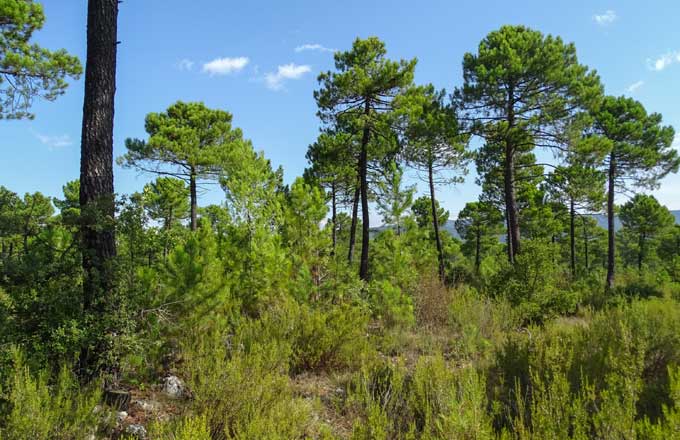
left=570, top=198, right=576, bottom=277
left=582, top=216, right=589, bottom=271
left=348, top=183, right=360, bottom=263
left=189, top=166, right=197, bottom=231
left=638, top=232, right=645, bottom=273
left=475, top=228, right=481, bottom=273
left=504, top=85, right=520, bottom=263
left=79, top=0, right=119, bottom=376
left=331, top=182, right=337, bottom=257
left=606, top=153, right=616, bottom=291
left=359, top=101, right=371, bottom=281
left=428, top=162, right=445, bottom=283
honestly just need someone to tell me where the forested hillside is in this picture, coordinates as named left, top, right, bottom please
left=3, top=1, right=680, bottom=439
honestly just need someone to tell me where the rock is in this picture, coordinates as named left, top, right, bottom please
left=125, top=424, right=147, bottom=439
left=133, top=399, right=158, bottom=412
left=116, top=410, right=128, bottom=425
left=162, top=375, right=184, bottom=398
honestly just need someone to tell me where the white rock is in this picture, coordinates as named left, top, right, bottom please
left=116, top=411, right=128, bottom=424
left=133, top=399, right=158, bottom=412
left=162, top=375, right=184, bottom=398
left=126, top=424, right=147, bottom=439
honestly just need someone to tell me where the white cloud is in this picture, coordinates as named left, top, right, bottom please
left=178, top=58, right=194, bottom=71
left=264, top=63, right=311, bottom=90
left=294, top=43, right=336, bottom=53
left=202, top=57, right=249, bottom=75
left=648, top=51, right=680, bottom=71
left=626, top=80, right=644, bottom=93
left=593, top=10, right=617, bottom=26
left=35, top=133, right=73, bottom=150
left=673, top=134, right=680, bottom=150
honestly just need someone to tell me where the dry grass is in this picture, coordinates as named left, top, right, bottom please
left=413, top=273, right=453, bottom=329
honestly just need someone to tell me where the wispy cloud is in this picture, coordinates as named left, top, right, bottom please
left=593, top=10, right=617, bottom=26
left=264, top=63, right=311, bottom=90
left=35, top=132, right=73, bottom=150
left=673, top=134, right=680, bottom=150
left=647, top=51, right=680, bottom=71
left=294, top=43, right=336, bottom=53
left=202, top=57, right=249, bottom=75
left=626, top=80, right=644, bottom=93
left=177, top=58, right=194, bottom=71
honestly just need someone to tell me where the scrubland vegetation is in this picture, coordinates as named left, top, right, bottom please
left=2, top=1, right=680, bottom=439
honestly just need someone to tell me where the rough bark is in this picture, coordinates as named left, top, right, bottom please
left=570, top=198, right=576, bottom=277
left=348, top=183, right=360, bottom=263
left=359, top=100, right=371, bottom=281
left=189, top=166, right=197, bottom=231
left=331, top=182, right=337, bottom=256
left=504, top=84, right=520, bottom=263
left=79, top=0, right=119, bottom=375
left=428, top=162, right=445, bottom=283
left=582, top=216, right=589, bottom=271
left=606, top=153, right=616, bottom=291
left=475, top=227, right=481, bottom=273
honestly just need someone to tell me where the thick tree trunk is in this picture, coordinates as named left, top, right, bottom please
left=79, top=0, right=119, bottom=376
left=348, top=183, right=360, bottom=263
left=428, top=162, right=445, bottom=283
left=359, top=101, right=371, bottom=281
left=189, top=167, right=197, bottom=231
left=606, top=153, right=616, bottom=291
left=570, top=198, right=576, bottom=277
left=331, top=182, right=337, bottom=257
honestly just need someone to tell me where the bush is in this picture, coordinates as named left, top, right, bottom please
left=489, top=240, right=578, bottom=324
left=347, top=355, right=492, bottom=439
left=367, top=280, right=415, bottom=328
left=0, top=350, right=105, bottom=440
left=182, top=327, right=332, bottom=439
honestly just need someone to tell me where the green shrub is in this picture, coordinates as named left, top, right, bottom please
left=182, top=329, right=331, bottom=439
left=0, top=350, right=105, bottom=440
left=233, top=296, right=372, bottom=373
left=489, top=240, right=578, bottom=324
left=347, top=355, right=492, bottom=439
left=367, top=280, right=415, bottom=328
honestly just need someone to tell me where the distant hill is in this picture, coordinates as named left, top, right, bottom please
left=372, top=210, right=680, bottom=239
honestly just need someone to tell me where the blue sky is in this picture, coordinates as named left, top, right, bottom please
left=2, top=0, right=680, bottom=222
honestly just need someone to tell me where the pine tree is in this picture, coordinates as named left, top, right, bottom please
left=0, top=0, right=82, bottom=119
left=458, top=25, right=602, bottom=263
left=591, top=96, right=679, bottom=289
left=120, top=101, right=246, bottom=231
left=397, top=84, right=469, bottom=281
left=315, top=36, right=416, bottom=281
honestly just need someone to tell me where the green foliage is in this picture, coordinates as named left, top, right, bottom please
left=0, top=0, right=82, bottom=119
left=620, top=194, right=675, bottom=270
left=490, top=240, right=578, bottom=323
left=375, top=162, right=415, bottom=235
left=348, top=355, right=492, bottom=439
left=0, top=350, right=104, bottom=439
left=412, top=196, right=449, bottom=230
left=181, top=327, right=331, bottom=439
